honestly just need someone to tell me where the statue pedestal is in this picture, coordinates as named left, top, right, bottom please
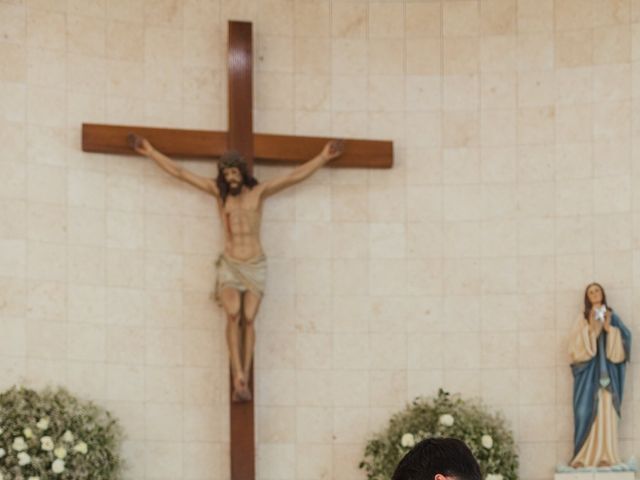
left=555, top=472, right=635, bottom=480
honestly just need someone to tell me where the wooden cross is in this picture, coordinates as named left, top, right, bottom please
left=82, top=21, right=392, bottom=480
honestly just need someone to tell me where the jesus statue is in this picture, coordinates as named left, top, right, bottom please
left=128, top=134, right=344, bottom=401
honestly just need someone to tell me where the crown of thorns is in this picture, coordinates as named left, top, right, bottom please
left=218, top=150, right=247, bottom=170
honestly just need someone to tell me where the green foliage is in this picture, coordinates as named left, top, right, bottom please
left=0, top=386, right=123, bottom=479
left=360, top=390, right=519, bottom=480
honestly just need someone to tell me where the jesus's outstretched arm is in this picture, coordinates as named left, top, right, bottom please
left=260, top=140, right=344, bottom=197
left=128, top=133, right=220, bottom=197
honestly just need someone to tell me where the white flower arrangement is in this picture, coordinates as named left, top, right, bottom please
left=36, top=418, right=49, bottom=431
left=52, top=458, right=65, bottom=474
left=0, top=386, right=123, bottom=479
left=400, top=433, right=416, bottom=448
left=17, top=452, right=31, bottom=466
left=73, top=441, right=88, bottom=454
left=361, top=390, right=518, bottom=480
left=40, top=436, right=54, bottom=451
left=54, top=446, right=67, bottom=459
left=439, top=414, right=455, bottom=427
left=12, top=437, right=27, bottom=451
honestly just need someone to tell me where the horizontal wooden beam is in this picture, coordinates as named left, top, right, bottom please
left=82, top=123, right=393, bottom=169
left=255, top=133, right=392, bottom=169
left=82, top=123, right=227, bottom=157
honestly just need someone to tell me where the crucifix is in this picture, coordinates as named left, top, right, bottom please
left=82, top=21, right=392, bottom=480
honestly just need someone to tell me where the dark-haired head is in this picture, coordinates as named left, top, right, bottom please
left=583, top=282, right=609, bottom=320
left=216, top=150, right=258, bottom=203
left=392, top=438, right=482, bottom=480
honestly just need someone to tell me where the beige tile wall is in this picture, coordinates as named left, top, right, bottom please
left=1, top=0, right=640, bottom=479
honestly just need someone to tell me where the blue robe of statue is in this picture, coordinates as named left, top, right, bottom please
left=571, top=311, right=631, bottom=464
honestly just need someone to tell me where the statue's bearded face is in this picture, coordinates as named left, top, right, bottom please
left=223, top=167, right=243, bottom=195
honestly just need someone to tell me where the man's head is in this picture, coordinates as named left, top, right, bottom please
left=392, top=438, right=482, bottom=480
left=216, top=150, right=258, bottom=202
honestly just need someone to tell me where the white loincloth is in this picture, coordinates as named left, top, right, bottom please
left=213, top=253, right=267, bottom=305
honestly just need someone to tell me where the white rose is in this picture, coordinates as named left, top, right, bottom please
left=18, top=451, right=31, bottom=465
left=28, top=477, right=41, bottom=480
left=439, top=414, right=454, bottom=427
left=40, top=436, right=54, bottom=451
left=401, top=433, right=416, bottom=448
left=12, top=436, right=27, bottom=451
left=52, top=458, right=65, bottom=474
left=23, top=427, right=33, bottom=439
left=0, top=426, right=4, bottom=434
left=73, top=441, right=88, bottom=454
left=36, top=418, right=49, bottom=431
left=486, top=474, right=503, bottom=480
left=54, top=446, right=67, bottom=459
left=62, top=430, right=74, bottom=443
left=0, top=447, right=5, bottom=458
left=481, top=434, right=493, bottom=449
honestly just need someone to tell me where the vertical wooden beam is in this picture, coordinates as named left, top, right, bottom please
left=228, top=21, right=254, bottom=169
left=227, top=20, right=255, bottom=480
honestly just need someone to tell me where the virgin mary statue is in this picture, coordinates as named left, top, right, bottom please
left=569, top=282, right=631, bottom=467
